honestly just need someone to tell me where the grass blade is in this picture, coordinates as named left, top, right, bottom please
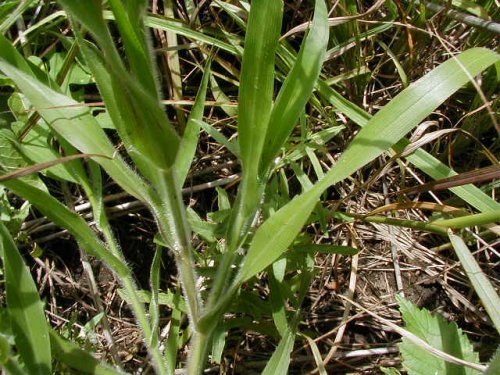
left=317, top=76, right=500, bottom=213
left=261, top=323, right=296, bottom=375
left=227, top=0, right=283, bottom=249
left=321, top=48, right=500, bottom=189
left=260, top=0, right=328, bottom=172
left=238, top=0, right=282, bottom=174
left=1, top=179, right=129, bottom=276
left=448, top=230, right=500, bottom=332
left=0, top=222, right=51, bottom=375
left=0, top=57, right=150, bottom=202
left=49, top=329, right=126, bottom=375
left=238, top=48, right=499, bottom=281
left=176, top=62, right=211, bottom=187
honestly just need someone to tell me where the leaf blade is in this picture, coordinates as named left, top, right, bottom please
left=0, top=223, right=51, bottom=375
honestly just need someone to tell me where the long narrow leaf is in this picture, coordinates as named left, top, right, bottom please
left=1, top=179, right=130, bottom=276
left=49, top=329, right=126, bottom=375
left=261, top=325, right=296, bottom=375
left=0, top=60, right=151, bottom=202
left=238, top=0, right=282, bottom=174
left=226, top=0, right=283, bottom=248
left=448, top=230, right=500, bottom=332
left=176, top=62, right=211, bottom=187
left=260, top=0, right=328, bottom=172
left=317, top=79, right=500, bottom=213
left=0, top=223, right=51, bottom=375
left=238, top=48, right=499, bottom=281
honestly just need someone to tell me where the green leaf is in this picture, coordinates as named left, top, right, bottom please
left=2, top=179, right=130, bottom=276
left=225, top=0, right=284, bottom=250
left=0, top=333, right=25, bottom=375
left=238, top=48, right=500, bottom=282
left=0, top=51, right=151, bottom=202
left=397, top=294, right=480, bottom=375
left=56, top=1, right=111, bottom=55
left=485, top=348, right=500, bottom=375
left=49, top=329, right=126, bottom=375
left=448, top=230, right=500, bottom=332
left=165, top=291, right=183, bottom=375
left=0, top=222, right=51, bottom=375
left=317, top=72, right=500, bottom=214
left=260, top=0, right=328, bottom=171
left=144, top=14, right=239, bottom=55
left=149, top=246, right=163, bottom=348
left=176, top=62, right=211, bottom=188
left=0, top=128, right=48, bottom=192
left=194, top=119, right=240, bottom=157
left=106, top=0, right=158, bottom=96
left=238, top=0, right=282, bottom=175
left=261, top=324, right=296, bottom=375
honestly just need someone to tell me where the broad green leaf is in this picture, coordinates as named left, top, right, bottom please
left=176, top=63, right=211, bottom=188
left=49, top=329, right=126, bottom=375
left=0, top=128, right=47, bottom=192
left=260, top=0, right=328, bottom=171
left=238, top=186, right=321, bottom=282
left=0, top=222, right=51, bottom=375
left=397, top=295, right=480, bottom=375
left=448, top=230, right=500, bottom=332
left=1, top=179, right=130, bottom=276
left=238, top=48, right=500, bottom=281
left=261, top=324, right=296, bottom=375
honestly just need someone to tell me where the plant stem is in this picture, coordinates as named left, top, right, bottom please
left=152, top=168, right=202, bottom=324
left=187, top=326, right=216, bottom=375
left=97, top=199, right=168, bottom=375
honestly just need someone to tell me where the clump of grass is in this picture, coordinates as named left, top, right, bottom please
left=0, top=1, right=499, bottom=374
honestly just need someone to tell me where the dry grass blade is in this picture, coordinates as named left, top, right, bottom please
left=280, top=0, right=385, bottom=39
left=394, top=164, right=500, bottom=195
left=367, top=202, right=469, bottom=216
left=0, top=153, right=110, bottom=182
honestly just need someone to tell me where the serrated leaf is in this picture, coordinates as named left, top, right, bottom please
left=484, top=348, right=500, bottom=375
left=397, top=295, right=480, bottom=375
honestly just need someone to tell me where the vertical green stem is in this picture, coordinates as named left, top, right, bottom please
left=187, top=327, right=216, bottom=375
left=152, top=168, right=202, bottom=324
left=96, top=202, right=168, bottom=375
